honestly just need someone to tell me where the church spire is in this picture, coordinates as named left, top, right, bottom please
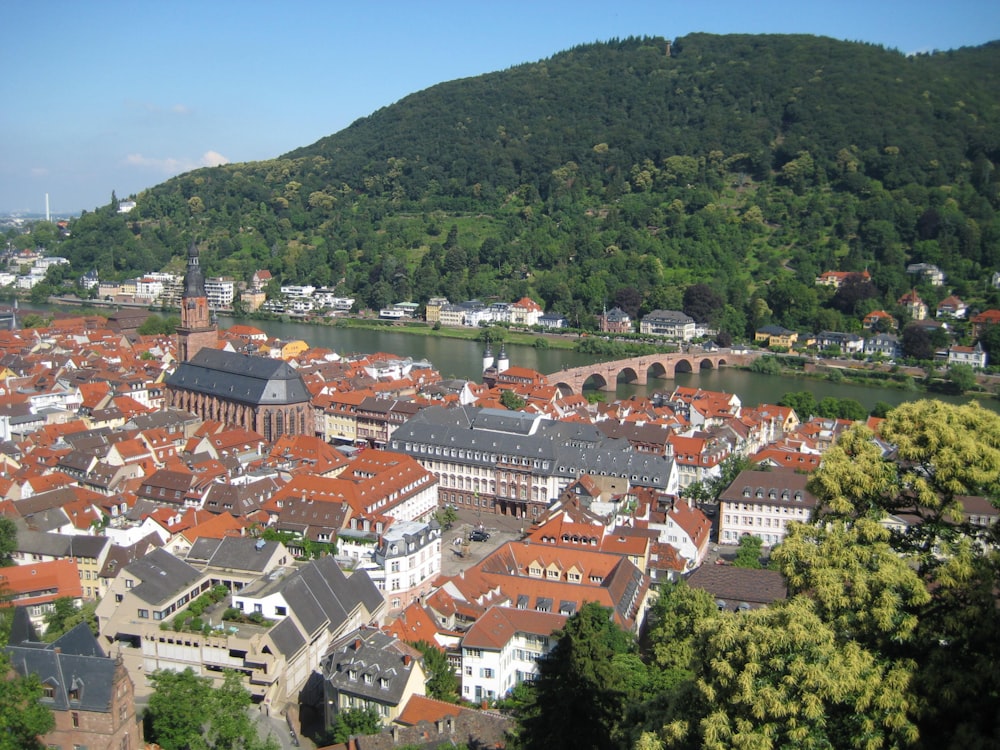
left=177, top=240, right=218, bottom=362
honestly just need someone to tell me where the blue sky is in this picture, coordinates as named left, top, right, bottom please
left=2, top=0, right=998, bottom=216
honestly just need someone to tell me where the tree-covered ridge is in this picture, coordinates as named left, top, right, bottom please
left=48, top=34, right=1000, bottom=338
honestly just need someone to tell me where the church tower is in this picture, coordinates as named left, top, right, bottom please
left=176, top=241, right=218, bottom=361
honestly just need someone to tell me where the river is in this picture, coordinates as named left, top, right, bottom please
left=215, top=316, right=991, bottom=412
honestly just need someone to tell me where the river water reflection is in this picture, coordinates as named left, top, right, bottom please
left=218, top=316, right=992, bottom=412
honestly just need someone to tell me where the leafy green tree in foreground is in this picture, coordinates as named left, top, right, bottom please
left=413, top=640, right=459, bottom=702
left=0, top=515, right=17, bottom=567
left=328, top=706, right=381, bottom=744
left=732, top=534, right=762, bottom=568
left=0, top=651, right=55, bottom=750
left=519, top=602, right=647, bottom=750
left=666, top=597, right=917, bottom=750
left=145, top=668, right=277, bottom=750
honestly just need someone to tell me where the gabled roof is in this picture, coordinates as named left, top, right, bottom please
left=461, top=605, right=566, bottom=650
left=166, top=349, right=311, bottom=405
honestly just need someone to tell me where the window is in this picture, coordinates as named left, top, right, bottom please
left=466, top=648, right=482, bottom=659
left=72, top=712, right=80, bottom=727
left=364, top=674, right=374, bottom=685
left=138, top=609, right=148, bottom=619
left=42, top=684, right=55, bottom=700
left=348, top=670, right=358, bottom=681
left=274, top=606, right=286, bottom=616
left=254, top=603, right=263, bottom=614
left=480, top=667, right=494, bottom=678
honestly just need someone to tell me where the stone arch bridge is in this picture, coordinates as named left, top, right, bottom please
left=548, top=350, right=757, bottom=394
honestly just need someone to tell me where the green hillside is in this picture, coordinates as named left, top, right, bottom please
left=47, top=34, right=1000, bottom=337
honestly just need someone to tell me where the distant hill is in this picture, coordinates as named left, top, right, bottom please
left=56, top=34, right=1000, bottom=337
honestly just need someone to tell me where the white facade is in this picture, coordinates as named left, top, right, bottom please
left=461, top=607, right=565, bottom=703
left=205, top=277, right=236, bottom=308
left=281, top=285, right=316, bottom=298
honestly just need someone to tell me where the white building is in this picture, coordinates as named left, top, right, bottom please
left=205, top=277, right=235, bottom=309
left=460, top=606, right=566, bottom=702
left=364, top=519, right=441, bottom=615
left=639, top=310, right=696, bottom=341
left=717, top=469, right=817, bottom=547
left=281, top=285, right=316, bottom=298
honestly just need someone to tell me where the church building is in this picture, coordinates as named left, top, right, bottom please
left=165, top=242, right=315, bottom=440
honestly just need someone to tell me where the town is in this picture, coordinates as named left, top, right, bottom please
left=3, top=242, right=995, bottom=750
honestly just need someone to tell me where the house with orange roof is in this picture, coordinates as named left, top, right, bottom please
left=460, top=605, right=566, bottom=703
left=752, top=444, right=823, bottom=472
left=105, top=437, right=154, bottom=468
left=435, top=540, right=653, bottom=633
left=862, top=310, right=897, bottom=330
left=0, top=558, right=82, bottom=628
left=972, top=309, right=1000, bottom=338
left=507, top=296, right=543, bottom=326
left=163, top=512, right=247, bottom=557
left=392, top=693, right=512, bottom=747
left=668, top=433, right=732, bottom=489
left=637, top=491, right=712, bottom=569
left=265, top=434, right=350, bottom=477
left=898, top=289, right=928, bottom=320
left=194, top=427, right=267, bottom=460
left=12, top=470, right=76, bottom=501
left=384, top=601, right=456, bottom=652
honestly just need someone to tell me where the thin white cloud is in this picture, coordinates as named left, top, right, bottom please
left=30, top=167, right=49, bottom=177
left=200, top=150, right=229, bottom=167
left=125, top=150, right=230, bottom=175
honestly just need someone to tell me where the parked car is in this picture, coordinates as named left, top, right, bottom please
left=469, top=530, right=490, bottom=542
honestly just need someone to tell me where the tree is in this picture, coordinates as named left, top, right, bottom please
left=328, top=707, right=381, bottom=744
left=0, top=516, right=16, bottom=566
left=414, top=641, right=459, bottom=702
left=682, top=284, right=723, bottom=325
left=732, top=534, right=762, bottom=568
left=500, top=389, right=526, bottom=410
left=946, top=363, right=977, bottom=393
left=778, top=390, right=817, bottom=420
left=659, top=597, right=917, bottom=750
left=900, top=323, right=935, bottom=360
left=145, top=668, right=276, bottom=750
left=831, top=272, right=878, bottom=315
left=43, top=597, right=81, bottom=638
left=0, top=651, right=55, bottom=750
left=520, top=602, right=643, bottom=750
left=145, top=668, right=213, bottom=750
left=613, top=286, right=642, bottom=320
left=433, top=505, right=457, bottom=530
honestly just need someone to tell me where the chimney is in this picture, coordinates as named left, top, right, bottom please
left=403, top=654, right=411, bottom=666
left=53, top=647, right=61, bottom=654
left=354, top=638, right=362, bottom=651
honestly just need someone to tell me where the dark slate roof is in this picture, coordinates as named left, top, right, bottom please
left=346, top=569, right=385, bottom=615
left=186, top=537, right=279, bottom=574
left=14, top=530, right=109, bottom=559
left=124, top=547, right=204, bottom=605
left=5, top=619, right=116, bottom=713
left=166, top=349, right=311, bottom=406
left=685, top=565, right=788, bottom=609
left=323, top=628, right=422, bottom=707
left=268, top=616, right=307, bottom=658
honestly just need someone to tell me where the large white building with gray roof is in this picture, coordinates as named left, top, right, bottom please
left=390, top=405, right=678, bottom=520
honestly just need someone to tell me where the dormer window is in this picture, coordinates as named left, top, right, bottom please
left=348, top=670, right=358, bottom=681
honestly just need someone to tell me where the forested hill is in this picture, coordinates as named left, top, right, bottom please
left=56, top=34, right=1000, bottom=337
